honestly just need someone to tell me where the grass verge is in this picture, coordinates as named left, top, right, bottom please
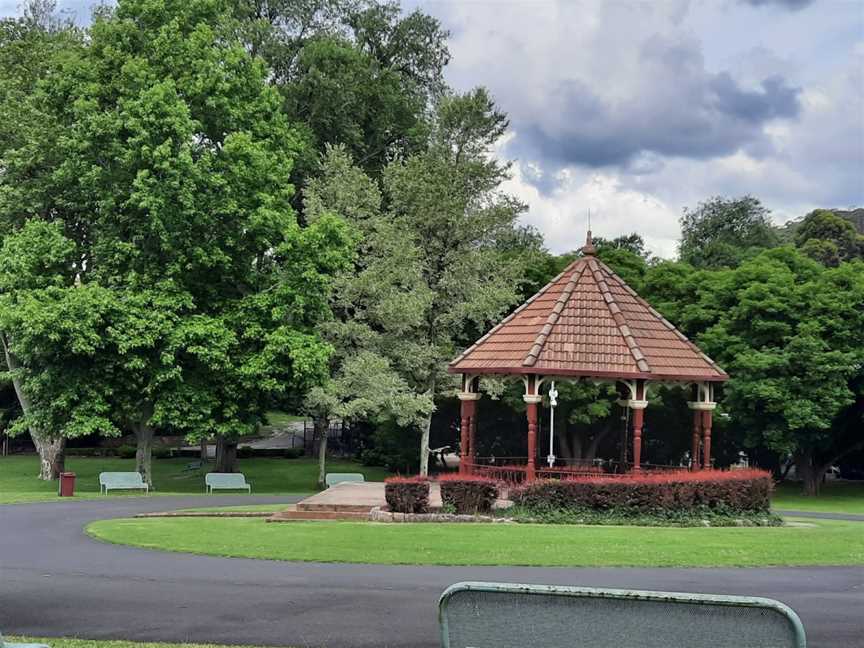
left=506, top=505, right=783, bottom=527
left=772, top=480, right=864, bottom=514
left=86, top=516, right=864, bottom=567
left=0, top=455, right=390, bottom=504
left=6, top=639, right=291, bottom=648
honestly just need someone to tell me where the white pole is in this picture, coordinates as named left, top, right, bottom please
left=547, top=381, right=558, bottom=467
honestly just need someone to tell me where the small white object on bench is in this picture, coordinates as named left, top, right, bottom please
left=205, top=472, right=252, bottom=493
left=325, top=473, right=365, bottom=488
left=99, top=472, right=149, bottom=495
left=1, top=631, right=50, bottom=648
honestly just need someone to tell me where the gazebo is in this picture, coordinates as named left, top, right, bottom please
left=448, top=232, right=728, bottom=482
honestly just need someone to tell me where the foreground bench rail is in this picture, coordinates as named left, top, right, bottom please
left=324, top=473, right=365, bottom=488
left=205, top=472, right=252, bottom=493
left=99, top=472, right=149, bottom=495
left=439, top=582, right=806, bottom=648
left=1, top=632, right=49, bottom=648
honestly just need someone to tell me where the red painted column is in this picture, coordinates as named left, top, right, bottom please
left=526, top=400, right=538, bottom=481
left=631, top=380, right=646, bottom=472
left=691, top=409, right=702, bottom=471
left=459, top=399, right=471, bottom=475
left=702, top=409, right=713, bottom=470
left=469, top=401, right=478, bottom=470
left=631, top=407, right=644, bottom=471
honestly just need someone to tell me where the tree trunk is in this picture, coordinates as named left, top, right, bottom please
left=2, top=332, right=65, bottom=480
left=312, top=415, right=329, bottom=488
left=133, top=423, right=155, bottom=487
left=796, top=452, right=828, bottom=497
left=570, top=431, right=583, bottom=461
left=419, top=412, right=432, bottom=477
left=200, top=439, right=208, bottom=462
left=32, top=434, right=65, bottom=480
left=557, top=427, right=573, bottom=460
left=554, top=410, right=571, bottom=459
left=585, top=421, right=615, bottom=462
left=215, top=437, right=238, bottom=473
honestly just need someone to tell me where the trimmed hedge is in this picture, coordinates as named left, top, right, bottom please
left=385, top=476, right=430, bottom=513
left=439, top=475, right=499, bottom=514
left=511, top=469, right=772, bottom=513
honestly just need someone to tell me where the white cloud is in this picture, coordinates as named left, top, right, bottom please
left=416, top=0, right=863, bottom=254
left=503, top=160, right=681, bottom=258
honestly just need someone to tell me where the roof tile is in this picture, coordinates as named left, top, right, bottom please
left=449, top=252, right=727, bottom=381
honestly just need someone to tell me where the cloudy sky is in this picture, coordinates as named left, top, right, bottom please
left=3, top=0, right=862, bottom=256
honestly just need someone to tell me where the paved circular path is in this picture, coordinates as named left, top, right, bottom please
left=1, top=497, right=862, bottom=647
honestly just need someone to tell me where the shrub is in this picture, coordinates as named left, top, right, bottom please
left=283, top=448, right=304, bottom=459
left=384, top=476, right=430, bottom=513
left=359, top=448, right=386, bottom=467
left=116, top=445, right=137, bottom=459
left=439, top=474, right=499, bottom=514
left=511, top=469, right=772, bottom=514
left=68, top=448, right=108, bottom=457
left=152, top=446, right=173, bottom=459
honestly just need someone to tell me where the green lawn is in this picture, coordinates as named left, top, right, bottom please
left=772, top=480, right=864, bottom=514
left=0, top=455, right=390, bottom=504
left=263, top=411, right=307, bottom=427
left=7, top=639, right=292, bottom=648
left=86, top=516, right=864, bottom=567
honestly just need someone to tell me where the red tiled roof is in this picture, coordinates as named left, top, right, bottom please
left=449, top=248, right=727, bottom=382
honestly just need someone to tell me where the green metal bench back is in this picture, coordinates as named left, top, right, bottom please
left=439, top=582, right=806, bottom=648
left=325, top=473, right=365, bottom=487
left=99, top=472, right=146, bottom=487
left=205, top=473, right=250, bottom=488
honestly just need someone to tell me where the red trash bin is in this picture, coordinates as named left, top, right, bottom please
left=59, top=472, right=76, bottom=497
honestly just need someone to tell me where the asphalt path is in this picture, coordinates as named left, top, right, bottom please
left=1, top=497, right=862, bottom=648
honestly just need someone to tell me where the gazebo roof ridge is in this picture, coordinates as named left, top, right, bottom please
left=449, top=239, right=728, bottom=383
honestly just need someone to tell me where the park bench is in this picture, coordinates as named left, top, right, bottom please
left=99, top=472, right=149, bottom=495
left=1, top=633, right=49, bottom=648
left=205, top=472, right=252, bottom=493
left=438, top=582, right=807, bottom=648
left=324, top=473, right=365, bottom=488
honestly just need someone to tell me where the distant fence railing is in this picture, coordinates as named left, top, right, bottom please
left=464, top=457, right=688, bottom=484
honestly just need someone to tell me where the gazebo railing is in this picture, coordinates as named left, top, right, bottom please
left=464, top=457, right=689, bottom=485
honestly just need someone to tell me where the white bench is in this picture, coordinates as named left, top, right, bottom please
left=205, top=472, right=252, bottom=493
left=99, top=472, right=149, bottom=495
left=325, top=473, right=365, bottom=488
left=1, top=633, right=49, bottom=648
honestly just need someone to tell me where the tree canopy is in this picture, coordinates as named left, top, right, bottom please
left=679, top=196, right=781, bottom=268
left=0, top=0, right=352, bottom=479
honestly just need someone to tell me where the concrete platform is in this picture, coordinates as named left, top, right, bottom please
left=267, top=481, right=512, bottom=522
left=268, top=481, right=445, bottom=522
left=295, top=481, right=443, bottom=512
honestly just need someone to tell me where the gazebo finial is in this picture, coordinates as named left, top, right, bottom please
left=581, top=230, right=597, bottom=256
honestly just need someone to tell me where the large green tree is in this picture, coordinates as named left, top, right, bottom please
left=644, top=249, right=864, bottom=495
left=679, top=196, right=781, bottom=268
left=794, top=209, right=864, bottom=266
left=302, top=89, right=536, bottom=477
left=0, top=0, right=350, bottom=480
left=238, top=0, right=449, bottom=202
left=379, top=88, right=535, bottom=474
left=301, top=145, right=432, bottom=485
left=0, top=1, right=84, bottom=477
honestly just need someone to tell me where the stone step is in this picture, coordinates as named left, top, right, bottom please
left=266, top=509, right=370, bottom=522
left=296, top=503, right=376, bottom=513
